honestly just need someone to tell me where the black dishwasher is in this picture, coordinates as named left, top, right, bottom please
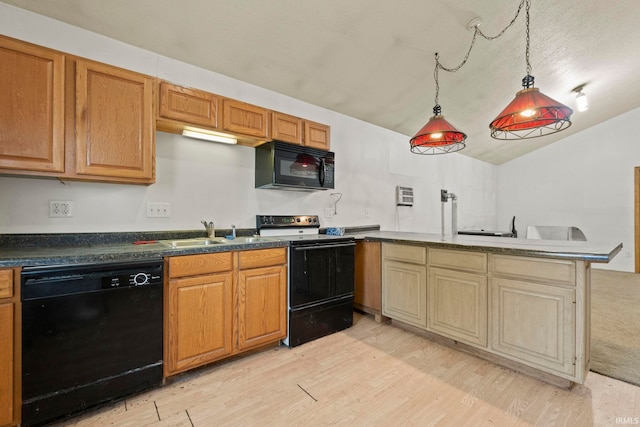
left=21, top=259, right=164, bottom=427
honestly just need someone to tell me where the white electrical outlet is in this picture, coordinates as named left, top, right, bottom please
left=146, top=202, right=171, bottom=218
left=49, top=200, right=74, bottom=218
left=365, top=207, right=370, bottom=218
left=324, top=207, right=333, bottom=218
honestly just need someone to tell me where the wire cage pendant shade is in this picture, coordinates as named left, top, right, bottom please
left=410, top=105, right=467, bottom=155
left=489, top=80, right=573, bottom=140
left=489, top=0, right=573, bottom=139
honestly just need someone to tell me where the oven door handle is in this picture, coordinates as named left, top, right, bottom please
left=293, top=242, right=356, bottom=251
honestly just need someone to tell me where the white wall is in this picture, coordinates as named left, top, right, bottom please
left=497, top=106, right=640, bottom=271
left=0, top=4, right=497, bottom=236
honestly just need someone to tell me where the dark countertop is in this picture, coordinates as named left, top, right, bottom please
left=0, top=226, right=622, bottom=267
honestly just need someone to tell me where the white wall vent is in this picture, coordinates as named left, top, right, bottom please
left=396, top=186, right=414, bottom=206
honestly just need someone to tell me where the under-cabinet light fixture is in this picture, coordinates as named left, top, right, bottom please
left=181, top=128, right=237, bottom=144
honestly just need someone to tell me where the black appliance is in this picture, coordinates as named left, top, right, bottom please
left=257, top=215, right=354, bottom=347
left=255, top=141, right=335, bottom=191
left=21, top=259, right=164, bottom=427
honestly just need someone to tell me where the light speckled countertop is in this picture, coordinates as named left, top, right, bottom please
left=0, top=227, right=622, bottom=267
left=357, top=231, right=622, bottom=263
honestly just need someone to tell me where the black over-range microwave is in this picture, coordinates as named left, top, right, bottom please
left=255, top=141, right=335, bottom=191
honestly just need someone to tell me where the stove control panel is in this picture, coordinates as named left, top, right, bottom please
left=257, top=215, right=320, bottom=229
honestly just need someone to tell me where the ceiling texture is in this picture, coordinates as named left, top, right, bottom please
left=3, top=0, right=640, bottom=164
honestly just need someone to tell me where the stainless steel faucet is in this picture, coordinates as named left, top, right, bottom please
left=231, top=224, right=236, bottom=238
left=201, top=220, right=215, bottom=238
left=440, top=189, right=458, bottom=240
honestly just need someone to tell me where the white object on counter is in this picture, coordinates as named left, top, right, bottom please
left=526, top=225, right=587, bottom=241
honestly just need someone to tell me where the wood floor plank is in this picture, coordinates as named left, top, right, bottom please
left=53, top=313, right=639, bottom=427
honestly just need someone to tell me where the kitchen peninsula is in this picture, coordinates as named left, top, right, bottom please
left=359, top=230, right=622, bottom=388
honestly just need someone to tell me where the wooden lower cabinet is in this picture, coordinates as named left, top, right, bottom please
left=490, top=277, right=576, bottom=376
left=166, top=272, right=234, bottom=376
left=354, top=241, right=382, bottom=317
left=382, top=244, right=427, bottom=329
left=0, top=302, right=14, bottom=427
left=237, top=264, right=287, bottom=350
left=428, top=267, right=487, bottom=347
left=382, top=245, right=587, bottom=385
left=0, top=268, right=19, bottom=427
left=165, top=248, right=287, bottom=377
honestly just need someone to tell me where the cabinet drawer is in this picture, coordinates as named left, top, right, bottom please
left=238, top=248, right=287, bottom=270
left=0, top=269, right=13, bottom=299
left=428, top=248, right=487, bottom=273
left=383, top=243, right=426, bottom=265
left=489, top=254, right=575, bottom=286
left=169, top=252, right=233, bottom=278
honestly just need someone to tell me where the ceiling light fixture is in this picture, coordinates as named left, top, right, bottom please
left=181, top=128, right=237, bottom=144
left=410, top=53, right=467, bottom=155
left=572, top=84, right=589, bottom=112
left=489, top=0, right=573, bottom=139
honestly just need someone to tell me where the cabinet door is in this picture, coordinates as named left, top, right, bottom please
left=355, top=241, right=382, bottom=313
left=490, top=277, right=575, bottom=376
left=272, top=112, right=303, bottom=145
left=0, top=36, right=65, bottom=173
left=382, top=260, right=427, bottom=329
left=237, top=265, right=287, bottom=350
left=304, top=120, right=330, bottom=150
left=0, top=302, right=14, bottom=427
left=428, top=267, right=487, bottom=347
left=158, top=81, right=219, bottom=128
left=166, top=272, right=233, bottom=376
left=75, top=59, right=155, bottom=181
left=222, top=98, right=269, bottom=139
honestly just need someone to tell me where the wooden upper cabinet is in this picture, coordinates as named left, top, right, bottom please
left=75, top=59, right=155, bottom=182
left=0, top=36, right=65, bottom=173
left=158, top=81, right=219, bottom=128
left=271, top=112, right=303, bottom=145
left=271, top=112, right=331, bottom=150
left=304, top=120, right=330, bottom=150
left=222, top=98, right=269, bottom=139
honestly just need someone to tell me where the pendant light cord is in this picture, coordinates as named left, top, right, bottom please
left=434, top=0, right=530, bottom=107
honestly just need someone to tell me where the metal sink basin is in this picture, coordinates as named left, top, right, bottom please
left=230, top=236, right=275, bottom=243
left=161, top=238, right=227, bottom=248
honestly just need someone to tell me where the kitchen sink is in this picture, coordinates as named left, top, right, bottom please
left=231, top=236, right=274, bottom=243
left=160, top=238, right=227, bottom=248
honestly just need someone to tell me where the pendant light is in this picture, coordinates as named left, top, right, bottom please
left=489, top=0, right=573, bottom=139
left=410, top=53, right=467, bottom=155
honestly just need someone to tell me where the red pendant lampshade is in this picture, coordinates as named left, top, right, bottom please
left=490, top=79, right=573, bottom=139
left=410, top=105, right=467, bottom=155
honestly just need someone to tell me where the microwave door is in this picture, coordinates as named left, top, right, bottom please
left=276, top=152, right=320, bottom=188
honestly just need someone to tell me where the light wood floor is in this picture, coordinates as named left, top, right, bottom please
left=53, top=313, right=640, bottom=427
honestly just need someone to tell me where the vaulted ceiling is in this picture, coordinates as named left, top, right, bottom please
left=3, top=0, right=640, bottom=164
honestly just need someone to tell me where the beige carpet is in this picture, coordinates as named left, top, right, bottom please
left=591, top=269, right=640, bottom=386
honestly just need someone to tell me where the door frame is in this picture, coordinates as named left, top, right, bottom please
left=635, top=167, right=640, bottom=272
